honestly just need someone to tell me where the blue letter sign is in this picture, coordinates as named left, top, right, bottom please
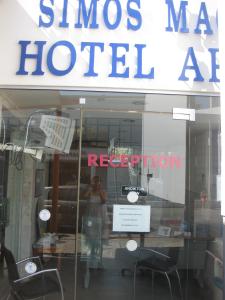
left=179, top=47, right=204, bottom=82
left=16, top=41, right=46, bottom=75
left=165, top=0, right=189, bottom=33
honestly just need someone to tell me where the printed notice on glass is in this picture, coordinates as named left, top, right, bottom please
left=113, top=205, right=151, bottom=233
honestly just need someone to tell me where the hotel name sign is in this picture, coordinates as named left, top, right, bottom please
left=0, top=0, right=219, bottom=93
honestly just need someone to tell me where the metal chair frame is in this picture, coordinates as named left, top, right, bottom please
left=133, top=248, right=183, bottom=300
left=4, top=252, right=64, bottom=300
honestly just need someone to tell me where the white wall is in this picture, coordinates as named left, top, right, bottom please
left=142, top=94, right=187, bottom=204
left=5, top=132, right=36, bottom=260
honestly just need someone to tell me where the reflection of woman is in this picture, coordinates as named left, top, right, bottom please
left=85, top=175, right=106, bottom=203
left=84, top=176, right=109, bottom=241
left=83, top=176, right=109, bottom=268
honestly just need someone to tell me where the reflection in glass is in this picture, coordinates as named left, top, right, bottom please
left=0, top=90, right=222, bottom=300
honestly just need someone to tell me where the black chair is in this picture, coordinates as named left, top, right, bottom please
left=1, top=245, right=64, bottom=300
left=133, top=247, right=183, bottom=300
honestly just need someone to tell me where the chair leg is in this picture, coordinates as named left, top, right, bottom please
left=133, top=263, right=138, bottom=299
left=164, top=272, right=173, bottom=300
left=60, top=283, right=65, bottom=300
left=5, top=292, right=11, bottom=300
left=12, top=291, right=23, bottom=300
left=175, top=269, right=183, bottom=300
left=57, top=275, right=64, bottom=300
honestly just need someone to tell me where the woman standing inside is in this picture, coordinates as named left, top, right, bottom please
left=83, top=176, right=109, bottom=271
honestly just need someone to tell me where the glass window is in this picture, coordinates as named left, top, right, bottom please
left=0, top=90, right=222, bottom=300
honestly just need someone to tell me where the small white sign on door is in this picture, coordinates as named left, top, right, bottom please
left=113, top=205, right=151, bottom=233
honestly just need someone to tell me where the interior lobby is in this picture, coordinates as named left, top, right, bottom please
left=0, top=89, right=222, bottom=300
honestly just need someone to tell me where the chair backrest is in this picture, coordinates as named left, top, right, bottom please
left=1, top=245, right=20, bottom=283
left=167, top=247, right=180, bottom=264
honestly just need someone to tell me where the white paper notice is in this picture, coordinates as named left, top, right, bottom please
left=113, top=205, right=151, bottom=233
left=40, top=115, right=75, bottom=153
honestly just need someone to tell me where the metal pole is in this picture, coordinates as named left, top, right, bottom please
left=219, top=1, right=225, bottom=299
left=50, top=153, right=60, bottom=233
left=223, top=217, right=225, bottom=300
left=74, top=107, right=83, bottom=300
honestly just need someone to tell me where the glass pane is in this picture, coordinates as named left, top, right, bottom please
left=0, top=90, right=222, bottom=300
left=77, top=99, right=187, bottom=300
left=186, top=96, right=222, bottom=300
left=0, top=89, right=80, bottom=299
left=76, top=93, right=222, bottom=300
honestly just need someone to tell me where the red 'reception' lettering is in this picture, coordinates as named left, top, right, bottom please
left=88, top=154, right=98, bottom=166
left=87, top=154, right=182, bottom=169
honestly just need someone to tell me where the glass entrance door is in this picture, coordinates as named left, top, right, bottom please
left=75, top=94, right=222, bottom=300
left=76, top=104, right=187, bottom=300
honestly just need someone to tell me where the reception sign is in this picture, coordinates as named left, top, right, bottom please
left=0, top=0, right=219, bottom=94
